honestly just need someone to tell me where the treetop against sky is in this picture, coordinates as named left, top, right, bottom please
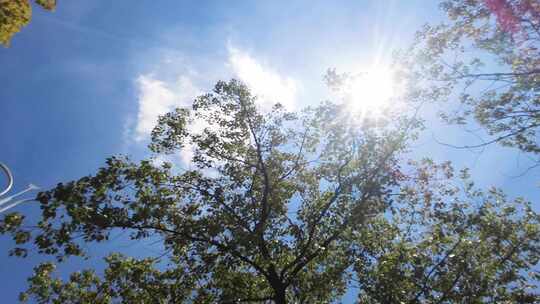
left=0, top=0, right=539, bottom=303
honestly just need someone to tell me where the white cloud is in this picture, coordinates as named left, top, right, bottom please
left=227, top=45, right=298, bottom=111
left=134, top=74, right=200, bottom=142
left=133, top=45, right=298, bottom=143
left=130, top=44, right=299, bottom=167
left=132, top=73, right=203, bottom=167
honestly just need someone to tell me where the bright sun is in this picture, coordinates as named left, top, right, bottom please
left=345, top=66, right=400, bottom=117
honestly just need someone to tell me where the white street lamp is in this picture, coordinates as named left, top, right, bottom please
left=0, top=162, right=13, bottom=197
left=0, top=162, right=39, bottom=214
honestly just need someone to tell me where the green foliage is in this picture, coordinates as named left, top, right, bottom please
left=35, top=0, right=55, bottom=11
left=1, top=80, right=539, bottom=303
left=0, top=0, right=31, bottom=46
left=20, top=253, right=196, bottom=304
left=0, top=0, right=56, bottom=47
left=402, top=0, right=540, bottom=154
left=355, top=160, right=540, bottom=303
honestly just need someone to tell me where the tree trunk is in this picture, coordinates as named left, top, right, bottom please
left=273, top=288, right=287, bottom=304
left=268, top=270, right=287, bottom=304
left=270, top=279, right=287, bottom=304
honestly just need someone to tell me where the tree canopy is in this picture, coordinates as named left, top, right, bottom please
left=0, top=0, right=56, bottom=46
left=402, top=0, right=540, bottom=156
left=1, top=1, right=540, bottom=303
left=1, top=80, right=539, bottom=303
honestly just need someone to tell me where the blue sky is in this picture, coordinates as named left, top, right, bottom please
left=0, top=1, right=539, bottom=302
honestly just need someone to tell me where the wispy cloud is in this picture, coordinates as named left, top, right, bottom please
left=129, top=44, right=299, bottom=167
left=227, top=45, right=298, bottom=111
left=134, top=74, right=200, bottom=142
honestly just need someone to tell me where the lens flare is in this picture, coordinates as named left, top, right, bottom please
left=345, top=66, right=401, bottom=118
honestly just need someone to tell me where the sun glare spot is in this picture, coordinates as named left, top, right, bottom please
left=345, top=66, right=401, bottom=118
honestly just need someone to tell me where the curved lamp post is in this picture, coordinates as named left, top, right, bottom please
left=0, top=162, right=39, bottom=214
left=0, top=162, right=13, bottom=197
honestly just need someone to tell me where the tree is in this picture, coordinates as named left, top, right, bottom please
left=0, top=0, right=56, bottom=47
left=1, top=80, right=539, bottom=303
left=401, top=0, right=540, bottom=156
left=355, top=160, right=540, bottom=303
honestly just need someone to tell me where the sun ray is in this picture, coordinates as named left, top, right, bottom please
left=344, top=65, right=402, bottom=120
